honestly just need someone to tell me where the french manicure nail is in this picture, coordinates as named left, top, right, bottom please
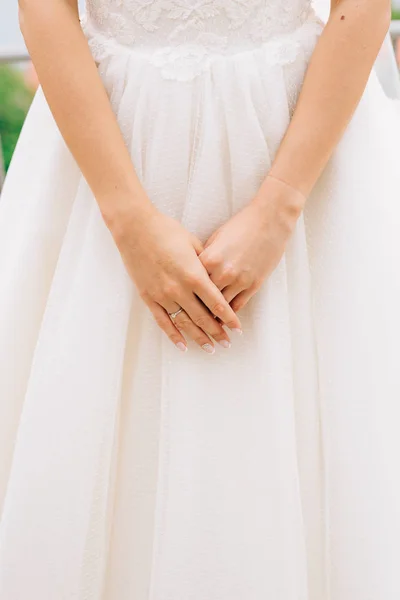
left=231, top=328, right=243, bottom=335
left=202, top=343, right=215, bottom=354
left=218, top=340, right=231, bottom=349
left=176, top=342, right=188, bottom=352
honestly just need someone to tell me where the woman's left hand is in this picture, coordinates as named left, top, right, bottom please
left=199, top=176, right=306, bottom=313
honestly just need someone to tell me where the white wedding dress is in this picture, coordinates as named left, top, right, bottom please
left=1, top=0, right=400, bottom=598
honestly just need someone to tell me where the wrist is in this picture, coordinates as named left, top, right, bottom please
left=99, top=188, right=158, bottom=243
left=253, top=174, right=306, bottom=231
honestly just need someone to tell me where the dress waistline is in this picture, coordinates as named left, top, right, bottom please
left=80, top=12, right=324, bottom=82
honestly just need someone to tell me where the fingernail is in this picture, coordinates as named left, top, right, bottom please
left=218, top=340, right=231, bottom=349
left=231, top=328, right=243, bottom=335
left=176, top=342, right=188, bottom=352
left=202, top=343, right=215, bottom=354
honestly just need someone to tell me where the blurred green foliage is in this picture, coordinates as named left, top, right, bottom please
left=0, top=64, right=33, bottom=172
left=393, top=9, right=400, bottom=19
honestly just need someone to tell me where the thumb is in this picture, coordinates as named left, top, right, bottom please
left=203, top=229, right=218, bottom=250
left=190, top=234, right=204, bottom=256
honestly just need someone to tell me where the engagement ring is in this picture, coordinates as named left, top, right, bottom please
left=168, top=307, right=183, bottom=320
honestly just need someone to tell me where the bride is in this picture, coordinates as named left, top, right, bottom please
left=1, top=0, right=400, bottom=598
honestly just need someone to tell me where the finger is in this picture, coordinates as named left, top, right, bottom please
left=198, top=246, right=222, bottom=277
left=162, top=299, right=183, bottom=317
left=192, top=276, right=242, bottom=333
left=173, top=309, right=217, bottom=354
left=191, top=234, right=204, bottom=256
left=210, top=269, right=236, bottom=291
left=208, top=260, right=242, bottom=291
left=180, top=294, right=232, bottom=348
left=230, top=285, right=258, bottom=313
left=149, top=302, right=188, bottom=353
left=202, top=229, right=217, bottom=251
left=161, top=294, right=231, bottom=349
left=222, top=282, right=246, bottom=305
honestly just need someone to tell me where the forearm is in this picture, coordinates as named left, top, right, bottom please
left=267, top=0, right=391, bottom=197
left=19, top=0, right=153, bottom=231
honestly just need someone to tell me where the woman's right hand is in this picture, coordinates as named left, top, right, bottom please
left=110, top=203, right=242, bottom=353
left=19, top=0, right=241, bottom=355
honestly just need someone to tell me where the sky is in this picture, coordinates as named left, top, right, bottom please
left=0, top=1, right=25, bottom=51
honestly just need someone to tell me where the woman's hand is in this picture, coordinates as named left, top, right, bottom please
left=199, top=176, right=306, bottom=312
left=110, top=202, right=242, bottom=353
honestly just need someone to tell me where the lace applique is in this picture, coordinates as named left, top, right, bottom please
left=81, top=0, right=323, bottom=81
left=85, top=0, right=315, bottom=49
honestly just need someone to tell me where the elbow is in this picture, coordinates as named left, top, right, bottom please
left=379, top=0, right=393, bottom=35
left=18, top=0, right=41, bottom=12
left=365, top=0, right=392, bottom=37
left=18, top=0, right=44, bottom=34
left=18, top=0, right=79, bottom=37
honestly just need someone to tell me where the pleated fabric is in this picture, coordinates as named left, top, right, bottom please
left=1, top=13, right=400, bottom=600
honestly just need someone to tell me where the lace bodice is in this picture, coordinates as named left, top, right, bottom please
left=81, top=0, right=322, bottom=81
left=83, top=0, right=315, bottom=52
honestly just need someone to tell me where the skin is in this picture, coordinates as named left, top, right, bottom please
left=18, top=0, right=242, bottom=354
left=200, top=0, right=391, bottom=313
left=19, top=0, right=390, bottom=351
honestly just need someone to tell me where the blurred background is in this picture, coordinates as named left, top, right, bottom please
left=1, top=0, right=400, bottom=188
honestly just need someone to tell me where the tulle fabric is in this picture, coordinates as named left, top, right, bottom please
left=1, top=13, right=400, bottom=600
